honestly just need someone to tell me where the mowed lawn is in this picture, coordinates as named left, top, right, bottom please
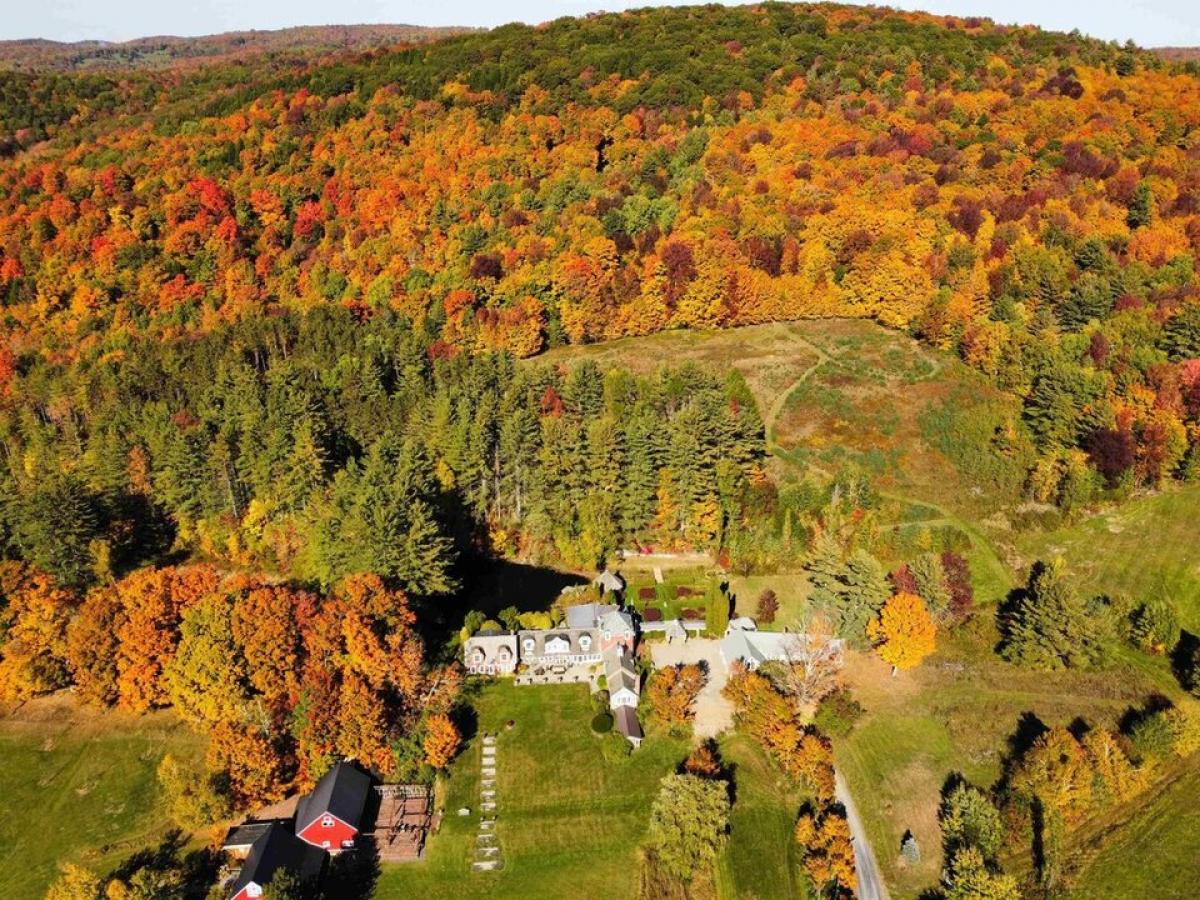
left=375, top=681, right=805, bottom=900
left=0, top=695, right=203, bottom=899
left=375, top=682, right=689, bottom=899
left=1017, top=483, right=1200, bottom=629
left=716, top=733, right=809, bottom=900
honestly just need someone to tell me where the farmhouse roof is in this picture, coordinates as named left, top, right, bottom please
left=720, top=630, right=794, bottom=667
left=614, top=705, right=643, bottom=742
left=721, top=630, right=845, bottom=668
left=565, top=601, right=618, bottom=629
left=295, top=760, right=372, bottom=834
left=222, top=820, right=275, bottom=852
left=599, top=608, right=635, bottom=635
left=604, top=647, right=640, bottom=696
left=229, top=822, right=324, bottom=897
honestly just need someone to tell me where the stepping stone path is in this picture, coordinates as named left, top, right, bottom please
left=471, top=734, right=503, bottom=872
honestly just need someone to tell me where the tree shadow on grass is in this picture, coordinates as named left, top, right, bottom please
left=109, top=829, right=222, bottom=898
left=1170, top=630, right=1199, bottom=691
left=324, top=837, right=380, bottom=900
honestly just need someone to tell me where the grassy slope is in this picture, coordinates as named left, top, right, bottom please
left=833, top=623, right=1182, bottom=898
left=0, top=695, right=203, bottom=899
left=1017, top=484, right=1200, bottom=629
left=376, top=682, right=805, bottom=900
left=716, top=733, right=809, bottom=900
left=1065, top=760, right=1200, bottom=899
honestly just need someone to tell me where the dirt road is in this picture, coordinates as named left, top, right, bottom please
left=836, top=771, right=890, bottom=900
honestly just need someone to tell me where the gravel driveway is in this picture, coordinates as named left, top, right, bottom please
left=650, top=638, right=735, bottom=739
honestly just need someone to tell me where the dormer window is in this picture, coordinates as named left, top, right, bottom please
left=472, top=648, right=486, bottom=664
left=579, top=634, right=592, bottom=651
left=522, top=637, right=536, bottom=654
left=497, top=646, right=512, bottom=662
left=322, top=815, right=335, bottom=828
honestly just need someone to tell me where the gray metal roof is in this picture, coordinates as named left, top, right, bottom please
left=229, top=821, right=324, bottom=896
left=564, top=602, right=618, bottom=629
left=295, top=760, right=372, bottom=834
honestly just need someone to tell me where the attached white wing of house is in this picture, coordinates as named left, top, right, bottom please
left=604, top=645, right=640, bottom=709
left=720, top=630, right=844, bottom=670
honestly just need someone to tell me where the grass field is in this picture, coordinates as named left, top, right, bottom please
left=0, top=694, right=203, bottom=899
left=376, top=681, right=805, bottom=900
left=1017, top=483, right=1200, bottom=629
left=376, top=681, right=682, bottom=899
left=715, top=733, right=809, bottom=900
left=833, top=623, right=1184, bottom=899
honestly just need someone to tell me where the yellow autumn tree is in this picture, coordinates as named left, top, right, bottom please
left=867, top=592, right=937, bottom=674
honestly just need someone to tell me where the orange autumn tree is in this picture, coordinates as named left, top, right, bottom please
left=646, top=663, right=706, bottom=727
left=723, top=665, right=835, bottom=801
left=0, top=564, right=77, bottom=701
left=423, top=712, right=462, bottom=770
left=794, top=806, right=857, bottom=898
left=230, top=582, right=314, bottom=718
left=867, top=592, right=937, bottom=675
left=114, top=565, right=222, bottom=712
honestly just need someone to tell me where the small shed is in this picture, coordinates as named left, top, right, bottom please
left=593, top=570, right=625, bottom=595
left=614, top=706, right=644, bottom=748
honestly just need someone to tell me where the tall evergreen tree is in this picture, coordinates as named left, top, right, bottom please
left=1001, top=559, right=1106, bottom=670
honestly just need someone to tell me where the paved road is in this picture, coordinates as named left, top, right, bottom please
left=835, top=772, right=890, bottom=900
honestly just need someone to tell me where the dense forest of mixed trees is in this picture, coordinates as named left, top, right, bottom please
left=2, top=7, right=1200, bottom=893
left=1, top=3, right=1199, bottom=516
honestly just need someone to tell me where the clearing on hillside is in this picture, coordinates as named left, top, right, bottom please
left=538, top=319, right=1020, bottom=603
left=1017, top=483, right=1200, bottom=629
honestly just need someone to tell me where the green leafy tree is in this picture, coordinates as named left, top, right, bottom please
left=644, top=773, right=731, bottom=883
left=164, top=593, right=250, bottom=724
left=157, top=753, right=231, bottom=829
left=940, top=783, right=1005, bottom=863
left=1128, top=599, right=1180, bottom=654
left=1127, top=181, right=1154, bottom=229
left=910, top=552, right=950, bottom=619
left=10, top=475, right=100, bottom=587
